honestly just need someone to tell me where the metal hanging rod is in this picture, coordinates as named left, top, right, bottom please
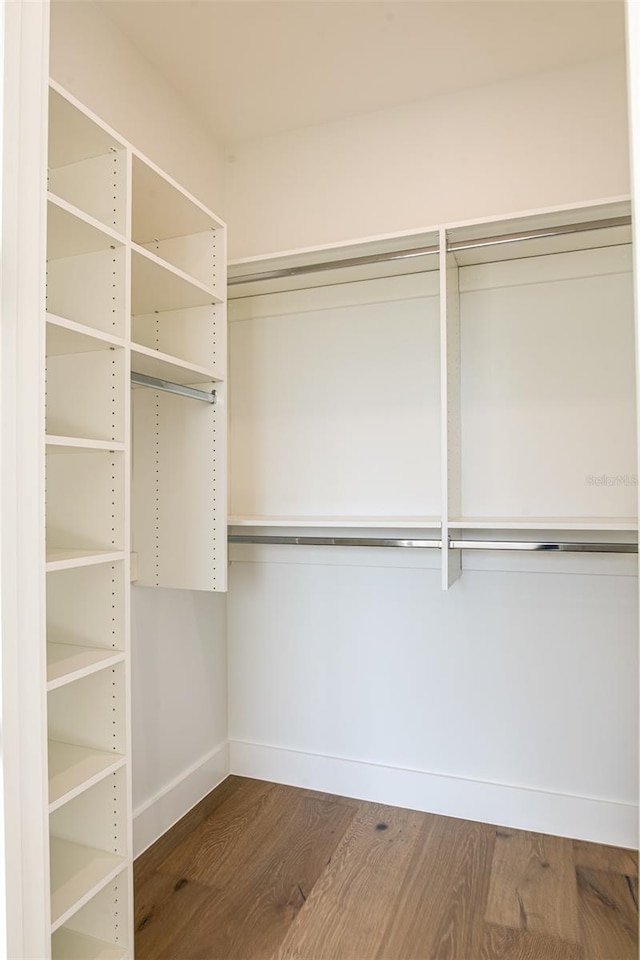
left=227, top=245, right=439, bottom=286
left=228, top=535, right=441, bottom=549
left=131, top=371, right=216, bottom=405
left=449, top=540, right=637, bottom=554
left=227, top=215, right=630, bottom=288
left=228, top=534, right=637, bottom=554
left=447, top=215, right=631, bottom=254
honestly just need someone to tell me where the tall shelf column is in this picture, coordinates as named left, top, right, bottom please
left=46, top=83, right=133, bottom=960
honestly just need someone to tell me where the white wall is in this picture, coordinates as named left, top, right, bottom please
left=50, top=0, right=226, bottom=215
left=131, top=588, right=227, bottom=856
left=225, top=55, right=629, bottom=259
left=49, top=1, right=229, bottom=856
left=228, top=552, right=638, bottom=846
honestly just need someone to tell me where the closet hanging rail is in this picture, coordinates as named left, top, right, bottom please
left=228, top=535, right=442, bottom=549
left=447, top=215, right=631, bottom=254
left=449, top=539, right=637, bottom=554
left=131, top=371, right=217, bottom=405
left=227, top=244, right=439, bottom=286
left=228, top=534, right=637, bottom=553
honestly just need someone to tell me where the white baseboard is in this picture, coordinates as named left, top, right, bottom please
left=230, top=739, right=638, bottom=849
left=133, top=741, right=230, bottom=858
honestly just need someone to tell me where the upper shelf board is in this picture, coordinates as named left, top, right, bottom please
left=49, top=87, right=126, bottom=168
left=132, top=153, right=224, bottom=245
left=228, top=231, right=439, bottom=298
left=132, top=245, right=222, bottom=313
left=47, top=196, right=125, bottom=260
left=447, top=200, right=632, bottom=268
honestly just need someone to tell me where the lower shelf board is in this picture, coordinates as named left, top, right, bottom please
left=50, top=837, right=127, bottom=933
left=51, top=928, right=127, bottom=960
left=131, top=342, right=222, bottom=385
left=48, top=741, right=126, bottom=811
left=47, top=643, right=125, bottom=691
left=447, top=517, right=638, bottom=531
left=229, top=515, right=442, bottom=529
left=46, top=549, right=126, bottom=572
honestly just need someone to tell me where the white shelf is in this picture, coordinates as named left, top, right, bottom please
left=46, top=550, right=126, bottom=573
left=229, top=515, right=442, bottom=529
left=50, top=837, right=126, bottom=932
left=46, top=436, right=125, bottom=454
left=132, top=152, right=224, bottom=243
left=448, top=517, right=638, bottom=531
left=49, top=741, right=126, bottom=812
left=47, top=314, right=125, bottom=356
left=132, top=244, right=222, bottom=313
left=47, top=643, right=125, bottom=691
left=131, top=343, right=223, bottom=385
left=52, top=928, right=127, bottom=960
left=47, top=195, right=125, bottom=260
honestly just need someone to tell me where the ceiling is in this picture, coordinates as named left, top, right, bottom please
left=97, top=0, right=626, bottom=144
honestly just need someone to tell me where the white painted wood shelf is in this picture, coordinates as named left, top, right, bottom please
left=47, top=643, right=125, bottom=691
left=132, top=152, right=224, bottom=242
left=46, top=314, right=125, bottom=355
left=47, top=194, right=126, bottom=260
left=229, top=516, right=442, bottom=529
left=131, top=343, right=222, bottom=385
left=46, top=436, right=126, bottom=454
left=447, top=517, right=638, bottom=531
left=52, top=928, right=128, bottom=960
left=50, top=837, right=127, bottom=932
left=132, top=244, right=222, bottom=313
left=48, top=741, right=126, bottom=811
left=45, top=550, right=126, bottom=572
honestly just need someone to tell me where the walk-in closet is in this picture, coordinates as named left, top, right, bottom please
left=2, top=0, right=639, bottom=957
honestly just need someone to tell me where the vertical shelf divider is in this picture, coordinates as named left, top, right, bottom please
left=121, top=144, right=134, bottom=956
left=440, top=228, right=462, bottom=589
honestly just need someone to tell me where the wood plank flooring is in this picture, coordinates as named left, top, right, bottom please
left=135, top=777, right=638, bottom=960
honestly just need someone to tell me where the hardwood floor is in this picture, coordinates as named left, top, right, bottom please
left=134, top=777, right=638, bottom=960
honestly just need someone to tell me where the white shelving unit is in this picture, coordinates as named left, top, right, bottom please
left=130, top=141, right=227, bottom=592
left=45, top=103, right=131, bottom=948
left=228, top=201, right=636, bottom=587
left=42, top=80, right=228, bottom=958
left=440, top=203, right=635, bottom=584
